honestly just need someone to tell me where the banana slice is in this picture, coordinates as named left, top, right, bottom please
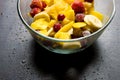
left=84, top=15, right=103, bottom=29
left=34, top=12, right=50, bottom=22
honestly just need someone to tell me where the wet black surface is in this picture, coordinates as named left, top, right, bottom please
left=0, top=0, right=120, bottom=80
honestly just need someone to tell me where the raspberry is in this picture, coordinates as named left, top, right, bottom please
left=82, top=30, right=91, bottom=36
left=57, top=14, right=65, bottom=21
left=75, top=13, right=85, bottom=22
left=71, top=1, right=85, bottom=14
left=41, top=1, right=47, bottom=11
left=30, top=0, right=42, bottom=9
left=53, top=23, right=62, bottom=32
left=30, top=7, right=41, bottom=17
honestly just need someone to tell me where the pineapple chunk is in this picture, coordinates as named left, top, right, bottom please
left=42, top=0, right=54, bottom=6
left=64, top=0, right=74, bottom=4
left=62, top=42, right=81, bottom=49
left=39, top=29, right=48, bottom=35
left=47, top=20, right=56, bottom=29
left=54, top=32, right=71, bottom=39
left=31, top=19, right=48, bottom=30
left=45, top=5, right=58, bottom=20
left=54, top=21, right=74, bottom=39
left=64, top=9, right=75, bottom=21
left=73, top=22, right=87, bottom=28
left=61, top=18, right=71, bottom=25
left=58, top=21, right=74, bottom=32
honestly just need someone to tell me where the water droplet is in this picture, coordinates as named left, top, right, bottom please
left=0, top=12, right=3, bottom=15
left=21, top=60, right=26, bottom=64
left=12, top=52, right=16, bottom=54
left=13, top=48, right=16, bottom=50
left=93, top=71, right=96, bottom=73
left=26, top=67, right=30, bottom=70
left=21, top=40, right=24, bottom=42
left=25, top=39, right=28, bottom=42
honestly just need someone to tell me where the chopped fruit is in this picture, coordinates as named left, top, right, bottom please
left=30, top=7, right=41, bottom=17
left=53, top=23, right=62, bottom=32
left=90, top=11, right=104, bottom=21
left=75, top=13, right=85, bottom=22
left=64, top=9, right=75, bottom=21
left=33, top=11, right=50, bottom=21
left=31, top=19, right=48, bottom=30
left=41, top=1, right=47, bottom=10
left=30, top=0, right=42, bottom=9
left=71, top=1, right=85, bottom=13
left=54, top=32, right=71, bottom=39
left=73, top=22, right=86, bottom=28
left=29, top=0, right=103, bottom=40
left=62, top=42, right=81, bottom=49
left=47, top=20, right=56, bottom=28
left=82, top=30, right=91, bottom=36
left=84, top=15, right=103, bottom=30
left=39, top=29, right=48, bottom=35
left=54, top=21, right=74, bottom=38
left=64, top=0, right=74, bottom=4
left=58, top=21, right=74, bottom=32
left=45, top=5, right=58, bottom=20
left=57, top=14, right=65, bottom=21
left=61, top=18, right=71, bottom=25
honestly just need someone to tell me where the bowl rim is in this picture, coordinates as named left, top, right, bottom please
left=17, top=0, right=116, bottom=42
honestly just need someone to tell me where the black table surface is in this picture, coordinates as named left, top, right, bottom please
left=0, top=0, right=120, bottom=80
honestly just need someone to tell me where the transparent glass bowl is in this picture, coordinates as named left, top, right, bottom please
left=17, top=0, right=115, bottom=54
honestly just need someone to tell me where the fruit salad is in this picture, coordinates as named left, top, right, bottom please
left=29, top=0, right=104, bottom=40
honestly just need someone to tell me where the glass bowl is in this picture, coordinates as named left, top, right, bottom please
left=17, top=0, right=115, bottom=54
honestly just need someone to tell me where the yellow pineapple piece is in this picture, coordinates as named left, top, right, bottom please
left=31, top=19, right=48, bottom=30
left=65, top=9, right=75, bottom=21
left=64, top=0, right=74, bottom=4
left=54, top=1, right=67, bottom=11
left=90, top=11, right=104, bottom=21
left=42, top=0, right=54, bottom=6
left=39, top=29, right=48, bottom=36
left=73, top=22, right=87, bottom=28
left=47, top=20, right=56, bottom=28
left=54, top=32, right=71, bottom=39
left=84, top=2, right=93, bottom=9
left=45, top=5, right=58, bottom=20
left=88, top=7, right=94, bottom=14
left=84, top=2, right=93, bottom=14
left=54, top=21, right=74, bottom=38
left=59, top=21, right=74, bottom=32
left=61, top=18, right=71, bottom=25
left=62, top=42, right=81, bottom=49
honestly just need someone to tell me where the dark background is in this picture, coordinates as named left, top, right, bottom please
left=0, top=0, right=120, bottom=80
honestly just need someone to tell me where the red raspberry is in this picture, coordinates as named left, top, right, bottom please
left=71, top=1, right=85, bottom=14
left=82, top=30, right=91, bottom=36
left=30, top=7, right=41, bottom=17
left=75, top=13, right=85, bottom=22
left=30, top=0, right=42, bottom=9
left=57, top=14, right=65, bottom=21
left=41, top=1, right=47, bottom=11
left=53, top=23, right=62, bottom=32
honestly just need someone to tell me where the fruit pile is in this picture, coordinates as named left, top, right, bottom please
left=29, top=0, right=104, bottom=40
